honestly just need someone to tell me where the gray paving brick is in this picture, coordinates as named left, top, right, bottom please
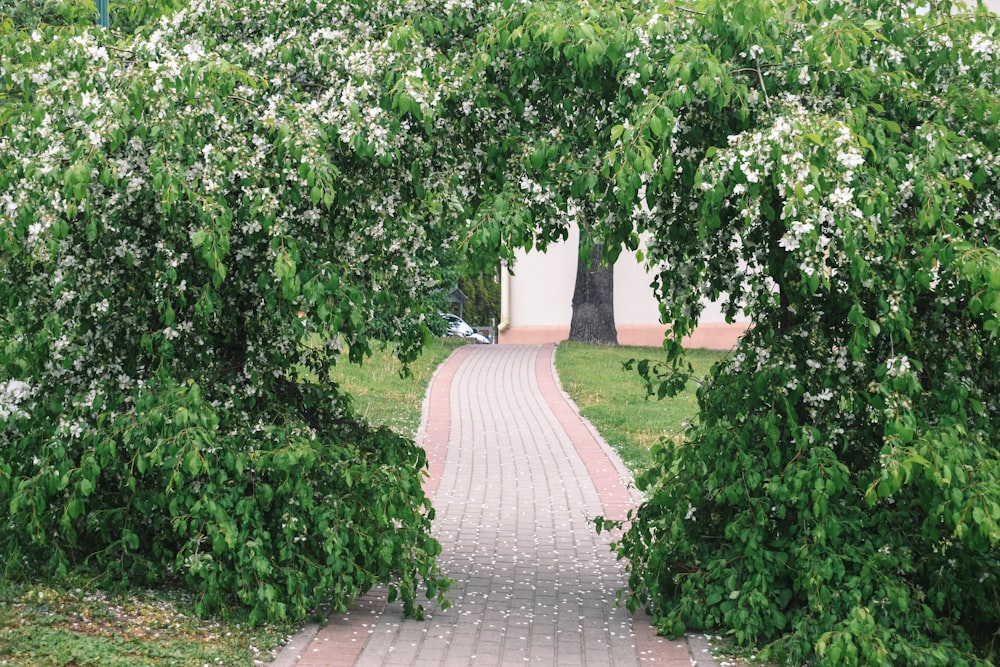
left=276, top=345, right=719, bottom=667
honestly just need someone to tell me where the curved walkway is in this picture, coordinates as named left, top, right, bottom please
left=274, top=344, right=720, bottom=667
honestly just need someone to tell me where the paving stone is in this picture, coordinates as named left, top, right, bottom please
left=280, top=345, right=718, bottom=667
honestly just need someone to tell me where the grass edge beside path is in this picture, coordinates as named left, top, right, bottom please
left=553, top=341, right=725, bottom=474
left=330, top=337, right=468, bottom=437
left=0, top=579, right=295, bottom=667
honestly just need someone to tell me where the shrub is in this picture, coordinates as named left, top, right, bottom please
left=0, top=0, right=466, bottom=623
left=2, top=375, right=447, bottom=623
left=595, top=1, right=1000, bottom=664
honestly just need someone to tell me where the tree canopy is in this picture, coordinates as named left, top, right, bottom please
left=0, top=0, right=472, bottom=622
left=580, top=2, right=1000, bottom=664
left=1, top=0, right=999, bottom=663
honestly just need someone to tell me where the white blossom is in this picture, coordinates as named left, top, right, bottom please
left=0, top=380, right=34, bottom=421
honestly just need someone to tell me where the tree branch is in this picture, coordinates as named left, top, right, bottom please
left=755, top=58, right=771, bottom=109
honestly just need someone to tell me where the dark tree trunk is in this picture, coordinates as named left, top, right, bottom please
left=569, top=240, right=618, bottom=345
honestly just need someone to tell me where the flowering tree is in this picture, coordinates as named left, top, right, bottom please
left=0, top=0, right=477, bottom=622
left=432, top=0, right=1000, bottom=661
left=582, top=1, right=1000, bottom=664
left=464, top=1, right=648, bottom=345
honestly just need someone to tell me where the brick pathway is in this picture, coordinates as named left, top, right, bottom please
left=274, top=344, right=720, bottom=667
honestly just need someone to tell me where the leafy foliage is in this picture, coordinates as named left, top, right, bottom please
left=584, top=1, right=1000, bottom=664
left=0, top=0, right=184, bottom=34
left=0, top=0, right=97, bottom=30
left=0, top=0, right=467, bottom=623
left=467, top=0, right=648, bottom=263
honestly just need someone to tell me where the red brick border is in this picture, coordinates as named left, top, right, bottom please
left=533, top=343, right=697, bottom=666
left=286, top=346, right=469, bottom=666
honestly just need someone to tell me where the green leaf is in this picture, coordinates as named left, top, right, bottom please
left=649, top=115, right=664, bottom=138
left=212, top=263, right=227, bottom=288
left=184, top=450, right=202, bottom=476
left=529, top=147, right=545, bottom=171
left=63, top=162, right=89, bottom=187
left=880, top=119, right=901, bottom=134
left=123, top=531, right=140, bottom=550
left=549, top=25, right=566, bottom=48
left=67, top=497, right=84, bottom=519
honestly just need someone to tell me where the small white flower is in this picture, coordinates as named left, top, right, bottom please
left=829, top=186, right=853, bottom=207
left=182, top=40, right=205, bottom=62
left=837, top=149, right=864, bottom=169
left=1, top=379, right=33, bottom=420
left=778, top=234, right=799, bottom=251
left=886, top=355, right=911, bottom=377
left=790, top=220, right=815, bottom=236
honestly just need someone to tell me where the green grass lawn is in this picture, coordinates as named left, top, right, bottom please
left=0, top=579, right=293, bottom=667
left=330, top=337, right=468, bottom=437
left=554, top=341, right=726, bottom=473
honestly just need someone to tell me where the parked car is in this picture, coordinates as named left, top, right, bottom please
left=440, top=313, right=490, bottom=344
left=466, top=331, right=491, bottom=344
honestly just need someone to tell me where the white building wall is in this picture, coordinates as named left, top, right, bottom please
left=507, top=224, right=663, bottom=326
left=507, top=228, right=577, bottom=328
left=500, top=224, right=748, bottom=349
